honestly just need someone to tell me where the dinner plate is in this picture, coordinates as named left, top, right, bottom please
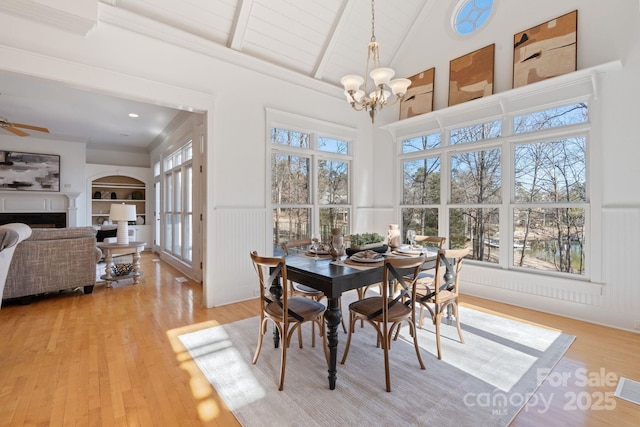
left=350, top=254, right=384, bottom=263
left=308, top=249, right=329, bottom=255
left=395, top=246, right=424, bottom=255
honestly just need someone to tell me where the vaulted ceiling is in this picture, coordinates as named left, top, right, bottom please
left=0, top=0, right=431, bottom=149
left=102, top=0, right=430, bottom=87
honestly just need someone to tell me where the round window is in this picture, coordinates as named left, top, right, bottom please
left=453, top=0, right=494, bottom=35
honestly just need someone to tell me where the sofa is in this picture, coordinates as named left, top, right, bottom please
left=0, top=223, right=33, bottom=306
left=2, top=226, right=102, bottom=303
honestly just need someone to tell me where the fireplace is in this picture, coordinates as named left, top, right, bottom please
left=0, top=212, right=67, bottom=228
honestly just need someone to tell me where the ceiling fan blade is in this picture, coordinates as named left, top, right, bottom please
left=2, top=126, right=30, bottom=137
left=11, top=122, right=50, bottom=133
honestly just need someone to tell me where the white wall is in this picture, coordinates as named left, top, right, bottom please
left=87, top=147, right=150, bottom=168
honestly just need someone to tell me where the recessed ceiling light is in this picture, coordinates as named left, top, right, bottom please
left=128, top=113, right=139, bottom=118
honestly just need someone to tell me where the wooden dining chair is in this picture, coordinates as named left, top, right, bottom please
left=281, top=239, right=347, bottom=334
left=280, top=239, right=324, bottom=300
left=415, top=235, right=446, bottom=249
left=340, top=255, right=426, bottom=392
left=410, top=235, right=446, bottom=283
left=414, top=247, right=469, bottom=360
left=249, top=251, right=327, bottom=390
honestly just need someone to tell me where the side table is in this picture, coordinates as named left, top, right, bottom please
left=97, top=241, right=146, bottom=287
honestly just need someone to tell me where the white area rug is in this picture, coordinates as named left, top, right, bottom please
left=179, top=296, right=574, bottom=426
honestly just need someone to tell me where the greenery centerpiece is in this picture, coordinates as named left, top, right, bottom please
left=349, top=232, right=386, bottom=250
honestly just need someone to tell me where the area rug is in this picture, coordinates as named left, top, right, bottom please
left=179, top=298, right=574, bottom=426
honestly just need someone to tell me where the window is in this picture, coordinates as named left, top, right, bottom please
left=269, top=112, right=354, bottom=255
left=163, top=141, right=193, bottom=263
left=154, top=161, right=161, bottom=249
left=448, top=121, right=502, bottom=262
left=399, top=101, right=589, bottom=278
left=401, top=133, right=441, bottom=236
left=453, top=0, right=494, bottom=35
left=512, top=104, right=587, bottom=275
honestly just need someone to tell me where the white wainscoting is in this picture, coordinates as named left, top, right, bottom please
left=210, top=208, right=266, bottom=306
left=601, top=208, right=640, bottom=314
left=463, top=264, right=604, bottom=305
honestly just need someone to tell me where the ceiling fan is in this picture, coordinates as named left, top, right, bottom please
left=0, top=116, right=50, bottom=137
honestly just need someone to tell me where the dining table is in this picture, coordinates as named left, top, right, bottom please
left=282, top=249, right=438, bottom=390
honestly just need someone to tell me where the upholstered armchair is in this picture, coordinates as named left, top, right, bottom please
left=3, top=226, right=102, bottom=303
left=0, top=223, right=33, bottom=307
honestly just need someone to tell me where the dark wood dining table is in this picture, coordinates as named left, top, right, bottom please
left=283, top=251, right=437, bottom=390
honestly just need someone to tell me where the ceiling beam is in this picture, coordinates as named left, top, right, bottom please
left=228, top=0, right=254, bottom=51
left=312, top=0, right=354, bottom=80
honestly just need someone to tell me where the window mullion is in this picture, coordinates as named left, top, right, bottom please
left=502, top=115, right=513, bottom=269
left=441, top=131, right=451, bottom=245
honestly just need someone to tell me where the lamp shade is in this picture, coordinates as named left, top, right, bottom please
left=370, top=67, right=395, bottom=87
left=340, top=75, right=364, bottom=92
left=389, top=78, right=412, bottom=97
left=110, top=204, right=136, bottom=222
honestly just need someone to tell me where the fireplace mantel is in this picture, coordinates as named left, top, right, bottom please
left=0, top=191, right=81, bottom=227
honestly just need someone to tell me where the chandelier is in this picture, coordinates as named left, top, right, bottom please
left=340, top=0, right=411, bottom=123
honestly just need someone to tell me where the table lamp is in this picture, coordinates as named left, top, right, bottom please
left=109, top=203, right=136, bottom=245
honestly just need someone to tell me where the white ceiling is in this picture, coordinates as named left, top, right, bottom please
left=0, top=69, right=183, bottom=151
left=101, top=0, right=429, bottom=86
left=0, top=0, right=431, bottom=151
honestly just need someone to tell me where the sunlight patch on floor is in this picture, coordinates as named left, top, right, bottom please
left=177, top=324, right=266, bottom=411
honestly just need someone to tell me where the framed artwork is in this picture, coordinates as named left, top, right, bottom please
left=513, top=10, right=577, bottom=88
left=399, top=67, right=435, bottom=120
left=0, top=150, right=60, bottom=191
left=449, top=44, right=495, bottom=106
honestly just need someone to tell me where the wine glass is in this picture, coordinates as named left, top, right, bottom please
left=311, top=233, right=321, bottom=260
left=406, top=229, right=417, bottom=247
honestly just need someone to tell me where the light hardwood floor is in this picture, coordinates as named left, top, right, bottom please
left=0, top=254, right=638, bottom=426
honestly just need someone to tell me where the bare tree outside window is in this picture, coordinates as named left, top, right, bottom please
left=271, top=129, right=351, bottom=252
left=398, top=102, right=589, bottom=277
left=450, top=147, right=501, bottom=261
left=402, top=156, right=440, bottom=235
left=512, top=103, right=587, bottom=274
left=401, top=134, right=441, bottom=236
left=514, top=135, right=586, bottom=274
left=318, top=158, right=350, bottom=239
left=271, top=130, right=311, bottom=248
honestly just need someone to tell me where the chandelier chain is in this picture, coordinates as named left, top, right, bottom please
left=370, top=0, right=376, bottom=42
